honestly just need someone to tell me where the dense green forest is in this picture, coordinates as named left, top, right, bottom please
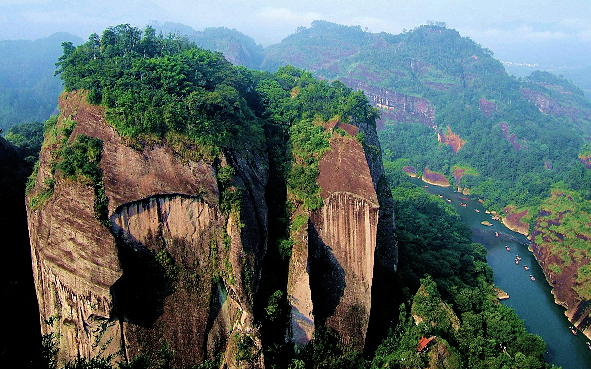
left=261, top=21, right=591, bottom=213
left=0, top=32, right=82, bottom=132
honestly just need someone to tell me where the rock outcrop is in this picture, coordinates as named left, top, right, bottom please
left=437, top=126, right=466, bottom=153
left=287, top=117, right=397, bottom=350
left=341, top=78, right=435, bottom=128
left=29, top=88, right=397, bottom=366
left=479, top=97, right=497, bottom=118
left=287, top=132, right=379, bottom=350
left=422, top=168, right=450, bottom=187
left=499, top=122, right=522, bottom=151
left=529, top=189, right=591, bottom=339
left=27, top=91, right=267, bottom=368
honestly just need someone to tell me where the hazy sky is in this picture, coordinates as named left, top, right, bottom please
left=2, top=0, right=590, bottom=68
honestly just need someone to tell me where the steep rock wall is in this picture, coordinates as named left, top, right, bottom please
left=287, top=134, right=381, bottom=350
left=286, top=214, right=314, bottom=346
left=27, top=97, right=123, bottom=362
left=110, top=195, right=263, bottom=367
left=345, top=103, right=398, bottom=352
left=341, top=78, right=435, bottom=128
left=27, top=91, right=267, bottom=368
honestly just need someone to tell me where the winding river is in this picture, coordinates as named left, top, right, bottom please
left=412, top=180, right=591, bottom=369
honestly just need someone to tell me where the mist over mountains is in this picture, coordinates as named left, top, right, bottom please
left=1, top=19, right=589, bottom=136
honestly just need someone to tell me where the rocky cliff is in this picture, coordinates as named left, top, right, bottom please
left=341, top=78, right=435, bottom=129
left=28, top=87, right=398, bottom=366
left=287, top=119, right=397, bottom=351
left=529, top=189, right=591, bottom=339
left=27, top=91, right=268, bottom=368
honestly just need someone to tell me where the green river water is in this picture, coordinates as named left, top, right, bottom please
left=412, top=179, right=591, bottom=369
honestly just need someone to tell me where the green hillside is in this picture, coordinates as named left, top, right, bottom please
left=0, top=32, right=82, bottom=131
left=152, top=21, right=264, bottom=69
left=261, top=20, right=591, bottom=332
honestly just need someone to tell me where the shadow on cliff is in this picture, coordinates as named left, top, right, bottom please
left=308, top=221, right=346, bottom=326
left=110, top=232, right=174, bottom=327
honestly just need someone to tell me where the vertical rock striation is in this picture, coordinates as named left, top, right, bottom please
left=287, top=128, right=396, bottom=350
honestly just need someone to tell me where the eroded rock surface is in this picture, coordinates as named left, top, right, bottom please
left=287, top=133, right=382, bottom=350
left=27, top=91, right=267, bottom=368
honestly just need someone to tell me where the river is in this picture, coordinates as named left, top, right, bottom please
left=412, top=180, right=591, bottom=369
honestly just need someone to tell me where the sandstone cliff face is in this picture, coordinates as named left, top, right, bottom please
left=287, top=124, right=397, bottom=350
left=520, top=87, right=591, bottom=124
left=27, top=92, right=268, bottom=368
left=341, top=78, right=435, bottom=128
left=287, top=133, right=378, bottom=349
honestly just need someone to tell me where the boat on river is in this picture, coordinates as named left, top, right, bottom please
left=515, top=259, right=519, bottom=265
left=570, top=326, right=577, bottom=335
left=524, top=265, right=529, bottom=271
left=506, top=245, right=511, bottom=251
left=530, top=275, right=535, bottom=281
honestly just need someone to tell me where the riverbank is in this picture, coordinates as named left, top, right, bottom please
left=415, top=176, right=591, bottom=343
left=411, top=178, right=591, bottom=368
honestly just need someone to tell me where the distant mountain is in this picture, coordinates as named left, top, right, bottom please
left=560, top=65, right=591, bottom=98
left=0, top=32, right=82, bottom=131
left=260, top=20, right=591, bottom=339
left=151, top=21, right=264, bottom=69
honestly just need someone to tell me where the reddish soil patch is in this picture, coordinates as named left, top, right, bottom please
left=438, top=126, right=466, bottom=153
left=422, top=167, right=449, bottom=187
left=579, top=155, right=591, bottom=169
left=403, top=166, right=417, bottom=177
left=499, top=122, right=521, bottom=151
left=479, top=97, right=497, bottom=118
left=503, top=207, right=529, bottom=235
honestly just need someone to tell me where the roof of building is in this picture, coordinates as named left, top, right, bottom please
left=417, top=336, right=436, bottom=352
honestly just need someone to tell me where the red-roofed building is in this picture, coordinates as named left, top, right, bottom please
left=417, top=336, right=436, bottom=353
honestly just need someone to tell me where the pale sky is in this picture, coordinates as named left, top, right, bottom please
left=1, top=0, right=590, bottom=68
